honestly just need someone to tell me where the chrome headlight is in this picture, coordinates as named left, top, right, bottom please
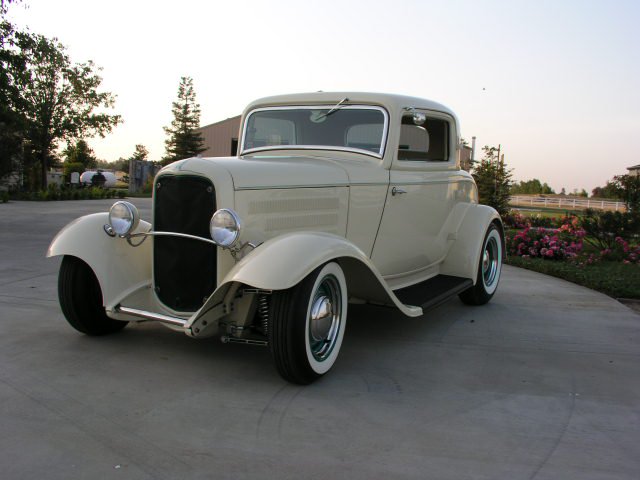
left=108, top=201, right=140, bottom=237
left=210, top=208, right=241, bottom=248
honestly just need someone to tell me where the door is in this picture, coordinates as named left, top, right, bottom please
left=370, top=110, right=460, bottom=279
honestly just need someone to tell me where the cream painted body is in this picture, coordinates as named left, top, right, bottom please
left=48, top=92, right=502, bottom=338
left=47, top=214, right=156, bottom=315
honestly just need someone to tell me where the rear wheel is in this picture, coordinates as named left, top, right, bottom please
left=269, top=262, right=347, bottom=384
left=459, top=223, right=503, bottom=306
left=58, top=256, right=128, bottom=335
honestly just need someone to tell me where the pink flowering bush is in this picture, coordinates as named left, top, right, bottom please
left=505, top=209, right=640, bottom=266
left=507, top=219, right=586, bottom=260
left=599, top=237, right=640, bottom=265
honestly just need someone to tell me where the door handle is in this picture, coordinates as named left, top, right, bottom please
left=391, top=187, right=407, bottom=196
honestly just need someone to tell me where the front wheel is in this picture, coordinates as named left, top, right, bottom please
left=459, top=223, right=503, bottom=306
left=269, top=262, right=347, bottom=384
left=58, top=256, right=128, bottom=335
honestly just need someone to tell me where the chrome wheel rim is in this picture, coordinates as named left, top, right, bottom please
left=483, top=236, right=499, bottom=288
left=308, top=274, right=342, bottom=362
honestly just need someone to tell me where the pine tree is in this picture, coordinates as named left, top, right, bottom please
left=129, top=144, right=149, bottom=162
left=162, top=76, right=206, bottom=165
left=472, top=145, right=513, bottom=217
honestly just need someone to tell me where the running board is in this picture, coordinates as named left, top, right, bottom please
left=393, top=275, right=473, bottom=312
left=114, top=305, right=189, bottom=327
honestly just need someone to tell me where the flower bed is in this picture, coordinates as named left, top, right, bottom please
left=598, top=237, right=640, bottom=265
left=507, top=217, right=586, bottom=260
left=505, top=213, right=640, bottom=299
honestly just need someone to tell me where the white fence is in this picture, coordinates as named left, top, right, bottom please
left=510, top=196, right=625, bottom=212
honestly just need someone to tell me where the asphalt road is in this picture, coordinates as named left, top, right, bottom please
left=1, top=198, right=639, bottom=480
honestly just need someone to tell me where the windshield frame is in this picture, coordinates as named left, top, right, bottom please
left=240, top=105, right=390, bottom=159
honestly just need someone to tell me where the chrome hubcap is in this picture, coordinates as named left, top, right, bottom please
left=310, top=296, right=333, bottom=340
left=483, top=237, right=499, bottom=288
left=309, top=275, right=341, bottom=361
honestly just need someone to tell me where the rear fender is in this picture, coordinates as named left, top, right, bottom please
left=440, top=204, right=502, bottom=283
left=47, top=213, right=152, bottom=309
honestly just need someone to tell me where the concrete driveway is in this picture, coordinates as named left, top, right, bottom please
left=1, top=199, right=639, bottom=480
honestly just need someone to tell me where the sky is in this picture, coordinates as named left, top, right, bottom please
left=6, top=0, right=640, bottom=193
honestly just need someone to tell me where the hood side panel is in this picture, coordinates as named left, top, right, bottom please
left=235, top=187, right=349, bottom=247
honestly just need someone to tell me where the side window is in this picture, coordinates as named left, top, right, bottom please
left=398, top=113, right=449, bottom=161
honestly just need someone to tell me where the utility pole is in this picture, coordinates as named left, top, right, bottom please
left=471, top=136, right=476, bottom=163
left=494, top=144, right=501, bottom=194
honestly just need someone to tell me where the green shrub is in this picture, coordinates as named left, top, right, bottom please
left=63, top=162, right=85, bottom=183
left=504, top=212, right=576, bottom=229
left=142, top=177, right=154, bottom=194
left=8, top=186, right=121, bottom=201
left=580, top=209, right=640, bottom=250
left=46, top=184, right=60, bottom=200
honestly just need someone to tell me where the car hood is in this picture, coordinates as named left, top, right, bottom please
left=206, top=155, right=350, bottom=190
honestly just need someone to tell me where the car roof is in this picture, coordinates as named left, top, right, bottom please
left=243, top=91, right=456, bottom=117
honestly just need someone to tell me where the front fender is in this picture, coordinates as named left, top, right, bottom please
left=218, top=232, right=422, bottom=317
left=47, top=213, right=152, bottom=309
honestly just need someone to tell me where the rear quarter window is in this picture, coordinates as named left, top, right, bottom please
left=398, top=114, right=449, bottom=161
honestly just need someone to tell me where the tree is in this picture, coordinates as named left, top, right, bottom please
left=162, top=76, right=205, bottom=165
left=130, top=144, right=149, bottom=162
left=7, top=30, right=121, bottom=189
left=612, top=174, right=640, bottom=214
left=63, top=140, right=97, bottom=168
left=511, top=178, right=555, bottom=195
left=1, top=0, right=23, bottom=16
left=0, top=19, right=26, bottom=181
left=592, top=180, right=622, bottom=200
left=472, top=145, right=513, bottom=217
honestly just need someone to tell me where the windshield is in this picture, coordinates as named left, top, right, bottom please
left=241, top=106, right=388, bottom=157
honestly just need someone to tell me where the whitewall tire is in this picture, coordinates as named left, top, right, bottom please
left=269, top=262, right=347, bottom=384
left=459, top=224, right=503, bottom=305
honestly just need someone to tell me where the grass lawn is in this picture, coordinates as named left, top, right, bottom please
left=506, top=256, right=640, bottom=299
left=511, top=207, right=582, bottom=217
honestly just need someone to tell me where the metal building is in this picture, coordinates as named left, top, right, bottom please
left=196, top=116, right=241, bottom=157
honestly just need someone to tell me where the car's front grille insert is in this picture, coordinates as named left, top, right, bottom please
left=153, top=175, right=217, bottom=311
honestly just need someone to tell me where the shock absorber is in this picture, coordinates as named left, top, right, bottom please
left=257, top=294, right=269, bottom=336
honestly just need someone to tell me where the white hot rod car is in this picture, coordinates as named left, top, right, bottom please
left=48, top=92, right=504, bottom=384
